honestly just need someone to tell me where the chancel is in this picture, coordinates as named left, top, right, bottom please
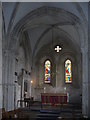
left=0, top=1, right=90, bottom=119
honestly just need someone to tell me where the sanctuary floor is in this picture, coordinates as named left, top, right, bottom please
left=2, top=103, right=88, bottom=120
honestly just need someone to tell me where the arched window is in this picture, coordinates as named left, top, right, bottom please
left=65, top=59, right=72, bottom=83
left=45, top=60, right=51, bottom=83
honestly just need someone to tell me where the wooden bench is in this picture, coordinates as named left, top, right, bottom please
left=2, top=108, right=22, bottom=119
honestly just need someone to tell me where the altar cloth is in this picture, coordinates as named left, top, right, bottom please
left=41, top=93, right=67, bottom=106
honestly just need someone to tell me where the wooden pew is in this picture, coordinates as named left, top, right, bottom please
left=2, top=108, right=22, bottom=119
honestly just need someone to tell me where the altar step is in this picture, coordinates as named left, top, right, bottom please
left=37, top=116, right=59, bottom=120
left=37, top=113, right=60, bottom=120
left=40, top=109, right=61, bottom=114
left=36, top=108, right=83, bottom=120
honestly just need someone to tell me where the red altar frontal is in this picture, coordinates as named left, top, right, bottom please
left=41, top=93, right=67, bottom=106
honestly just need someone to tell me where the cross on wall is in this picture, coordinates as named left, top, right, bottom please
left=55, top=45, right=62, bottom=52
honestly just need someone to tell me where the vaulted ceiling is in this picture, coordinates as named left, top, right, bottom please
left=2, top=2, right=88, bottom=57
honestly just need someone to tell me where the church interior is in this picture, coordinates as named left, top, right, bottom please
left=0, top=1, right=90, bottom=119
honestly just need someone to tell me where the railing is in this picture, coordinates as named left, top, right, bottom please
left=17, top=97, right=35, bottom=108
left=17, top=98, right=42, bottom=109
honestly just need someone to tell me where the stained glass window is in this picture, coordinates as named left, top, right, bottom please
left=65, top=59, right=72, bottom=83
left=45, top=60, right=51, bottom=83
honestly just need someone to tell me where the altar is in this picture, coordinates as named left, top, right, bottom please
left=41, top=93, right=67, bottom=106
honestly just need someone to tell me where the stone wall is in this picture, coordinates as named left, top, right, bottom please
left=0, top=1, right=2, bottom=119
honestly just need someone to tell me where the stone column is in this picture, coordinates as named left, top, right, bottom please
left=88, top=3, right=90, bottom=117
left=88, top=47, right=90, bottom=118
left=82, top=48, right=88, bottom=117
left=8, top=50, right=16, bottom=110
left=0, top=1, right=2, bottom=119
left=21, top=69, right=24, bottom=100
left=27, top=74, right=31, bottom=98
left=3, top=50, right=10, bottom=110
left=3, top=50, right=16, bottom=111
